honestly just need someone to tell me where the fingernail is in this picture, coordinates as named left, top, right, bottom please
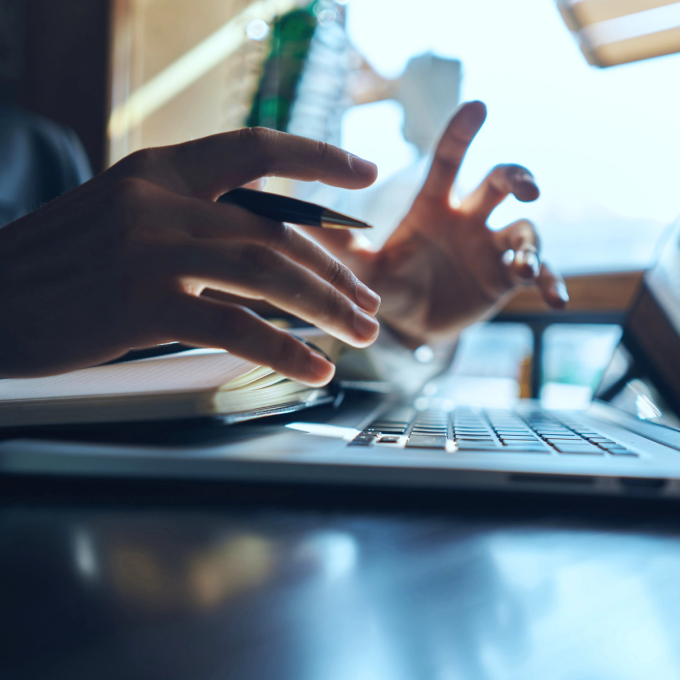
left=354, top=307, right=380, bottom=339
left=348, top=154, right=378, bottom=178
left=309, top=351, right=335, bottom=381
left=555, top=282, right=570, bottom=303
left=356, top=282, right=381, bottom=312
left=456, top=101, right=487, bottom=132
left=516, top=175, right=540, bottom=202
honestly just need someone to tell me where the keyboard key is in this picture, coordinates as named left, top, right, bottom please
left=501, top=442, right=543, bottom=447
left=456, top=442, right=501, bottom=450
left=349, top=433, right=376, bottom=447
left=501, top=447, right=551, bottom=453
left=377, top=436, right=400, bottom=444
left=553, top=444, right=603, bottom=454
left=406, top=435, right=448, bottom=449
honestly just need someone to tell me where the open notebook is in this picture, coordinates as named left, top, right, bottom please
left=0, top=331, right=343, bottom=427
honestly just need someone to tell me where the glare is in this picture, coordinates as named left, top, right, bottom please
left=541, top=382, right=594, bottom=409
left=286, top=422, right=359, bottom=439
left=636, top=392, right=663, bottom=420
left=584, top=3, right=680, bottom=47
left=246, top=19, right=269, bottom=40
left=345, top=0, right=680, bottom=272
left=488, top=532, right=680, bottom=678
left=298, top=531, right=359, bottom=581
left=414, top=345, right=435, bottom=364
left=341, top=100, right=418, bottom=185
left=73, top=530, right=98, bottom=580
left=317, top=9, right=337, bottom=26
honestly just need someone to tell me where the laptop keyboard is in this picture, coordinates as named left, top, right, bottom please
left=350, top=408, right=637, bottom=457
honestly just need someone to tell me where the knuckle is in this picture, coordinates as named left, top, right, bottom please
left=235, top=127, right=276, bottom=176
left=110, top=177, right=158, bottom=234
left=237, top=126, right=273, bottom=153
left=316, top=140, right=329, bottom=163
left=156, top=236, right=196, bottom=272
left=113, top=176, right=154, bottom=208
left=324, top=256, right=353, bottom=290
left=238, top=243, right=274, bottom=276
left=118, top=147, right=161, bottom=177
left=265, top=221, right=293, bottom=252
left=522, top=218, right=539, bottom=241
left=513, top=217, right=534, bottom=231
left=513, top=219, right=540, bottom=251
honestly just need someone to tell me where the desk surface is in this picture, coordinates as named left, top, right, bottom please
left=3, top=484, right=680, bottom=680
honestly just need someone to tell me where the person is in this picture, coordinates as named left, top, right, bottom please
left=0, top=101, right=567, bottom=386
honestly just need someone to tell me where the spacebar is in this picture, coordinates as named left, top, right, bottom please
left=406, top=435, right=448, bottom=449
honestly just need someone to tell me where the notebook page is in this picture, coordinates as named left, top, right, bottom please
left=0, top=352, right=259, bottom=401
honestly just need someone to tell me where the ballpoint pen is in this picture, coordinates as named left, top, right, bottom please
left=218, top=187, right=372, bottom=230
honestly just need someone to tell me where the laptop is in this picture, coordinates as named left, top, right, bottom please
left=2, top=219, right=680, bottom=499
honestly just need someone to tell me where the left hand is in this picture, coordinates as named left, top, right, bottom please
left=307, top=101, right=568, bottom=347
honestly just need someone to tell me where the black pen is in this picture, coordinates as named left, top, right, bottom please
left=218, top=187, right=372, bottom=230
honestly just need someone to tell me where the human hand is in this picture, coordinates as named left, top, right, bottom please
left=306, top=101, right=568, bottom=346
left=0, top=128, right=380, bottom=385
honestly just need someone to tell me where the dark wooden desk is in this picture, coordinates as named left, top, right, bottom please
left=3, top=481, right=680, bottom=680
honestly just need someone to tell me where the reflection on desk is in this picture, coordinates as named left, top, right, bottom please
left=3, top=500, right=680, bottom=680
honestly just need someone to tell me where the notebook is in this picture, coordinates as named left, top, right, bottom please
left=0, top=331, right=342, bottom=427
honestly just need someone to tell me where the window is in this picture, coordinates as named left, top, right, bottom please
left=343, top=0, right=680, bottom=272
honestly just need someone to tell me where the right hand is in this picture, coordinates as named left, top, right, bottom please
left=0, top=128, right=380, bottom=386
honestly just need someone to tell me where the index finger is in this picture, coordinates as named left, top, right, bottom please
left=461, top=164, right=539, bottom=220
left=148, top=127, right=379, bottom=200
left=418, top=101, right=487, bottom=202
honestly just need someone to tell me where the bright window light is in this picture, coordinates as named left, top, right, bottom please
left=345, top=0, right=680, bottom=273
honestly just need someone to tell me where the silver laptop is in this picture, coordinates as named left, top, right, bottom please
left=3, top=220, right=680, bottom=499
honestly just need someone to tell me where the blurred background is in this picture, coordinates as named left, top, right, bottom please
left=2, top=0, right=680, bottom=404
